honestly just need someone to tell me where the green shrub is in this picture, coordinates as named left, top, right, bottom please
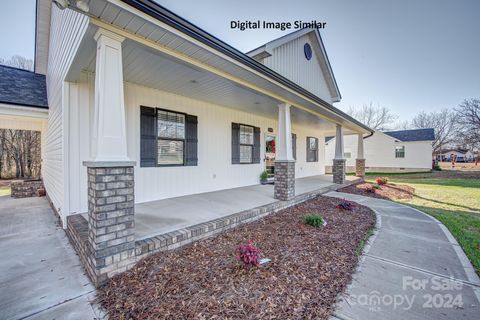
left=260, top=170, right=269, bottom=181
left=304, top=214, right=324, bottom=228
left=372, top=184, right=381, bottom=189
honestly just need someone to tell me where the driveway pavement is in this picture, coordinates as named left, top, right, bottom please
left=327, top=191, right=480, bottom=320
left=0, top=196, right=102, bottom=320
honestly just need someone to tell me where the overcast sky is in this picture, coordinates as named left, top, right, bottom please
left=0, top=0, right=478, bottom=121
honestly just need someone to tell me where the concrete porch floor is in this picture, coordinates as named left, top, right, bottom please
left=132, top=175, right=358, bottom=240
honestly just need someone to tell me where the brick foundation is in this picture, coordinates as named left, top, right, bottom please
left=355, top=158, right=366, bottom=177
left=274, top=160, right=295, bottom=201
left=11, top=179, right=44, bottom=198
left=332, top=159, right=346, bottom=184
left=85, top=165, right=136, bottom=287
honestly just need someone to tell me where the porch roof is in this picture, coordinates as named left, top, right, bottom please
left=62, top=0, right=372, bottom=135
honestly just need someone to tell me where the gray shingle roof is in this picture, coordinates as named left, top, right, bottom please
left=0, top=65, right=48, bottom=108
left=384, top=128, right=435, bottom=142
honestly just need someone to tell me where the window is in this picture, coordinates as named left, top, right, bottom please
left=306, top=137, right=318, bottom=162
left=157, top=110, right=185, bottom=165
left=395, top=146, right=405, bottom=158
left=239, top=125, right=254, bottom=163
left=344, top=152, right=352, bottom=159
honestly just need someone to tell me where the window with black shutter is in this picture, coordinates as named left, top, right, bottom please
left=232, top=123, right=260, bottom=164
left=306, top=136, right=318, bottom=162
left=292, top=133, right=297, bottom=160
left=140, top=106, right=197, bottom=167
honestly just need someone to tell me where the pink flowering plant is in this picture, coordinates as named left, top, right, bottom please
left=236, top=241, right=261, bottom=268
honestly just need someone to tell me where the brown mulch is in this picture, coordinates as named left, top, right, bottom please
left=98, top=196, right=375, bottom=320
left=339, top=181, right=415, bottom=200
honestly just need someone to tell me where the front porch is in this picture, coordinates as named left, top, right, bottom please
left=134, top=174, right=359, bottom=240
left=68, top=174, right=360, bottom=285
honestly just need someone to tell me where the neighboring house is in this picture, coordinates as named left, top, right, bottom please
left=325, top=128, right=435, bottom=173
left=16, top=0, right=374, bottom=285
left=434, top=149, right=475, bottom=162
left=0, top=65, right=48, bottom=164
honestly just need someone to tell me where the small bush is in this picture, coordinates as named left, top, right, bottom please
left=304, top=214, right=324, bottom=228
left=372, top=184, right=381, bottom=189
left=260, top=170, right=269, bottom=182
left=236, top=241, right=261, bottom=268
left=375, top=177, right=388, bottom=185
left=364, top=185, right=376, bottom=193
left=336, top=200, right=356, bottom=211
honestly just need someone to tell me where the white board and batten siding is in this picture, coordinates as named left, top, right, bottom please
left=261, top=34, right=334, bottom=104
left=44, top=6, right=88, bottom=218
left=65, top=76, right=326, bottom=215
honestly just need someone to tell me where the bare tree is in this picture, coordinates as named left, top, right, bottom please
left=0, top=129, right=41, bottom=179
left=410, top=109, right=457, bottom=153
left=394, top=120, right=411, bottom=130
left=347, top=103, right=398, bottom=131
left=0, top=55, right=33, bottom=71
left=456, top=98, right=480, bottom=150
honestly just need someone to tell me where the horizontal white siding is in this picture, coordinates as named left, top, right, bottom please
left=67, top=77, right=326, bottom=214
left=263, top=34, right=333, bottom=103
left=44, top=6, right=88, bottom=216
left=325, top=132, right=433, bottom=169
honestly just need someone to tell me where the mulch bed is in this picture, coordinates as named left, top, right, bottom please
left=339, top=182, right=415, bottom=200
left=98, top=196, right=375, bottom=320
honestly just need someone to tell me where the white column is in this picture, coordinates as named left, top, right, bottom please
left=91, top=28, right=129, bottom=162
left=357, top=133, right=364, bottom=159
left=334, top=124, right=344, bottom=159
left=276, top=103, right=294, bottom=161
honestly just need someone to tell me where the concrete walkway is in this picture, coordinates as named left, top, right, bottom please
left=327, top=191, right=480, bottom=320
left=0, top=196, right=102, bottom=320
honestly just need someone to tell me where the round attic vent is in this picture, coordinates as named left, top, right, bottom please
left=304, top=43, right=312, bottom=60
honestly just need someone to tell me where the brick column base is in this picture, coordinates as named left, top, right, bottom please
left=355, top=158, right=366, bottom=178
left=333, top=159, right=346, bottom=184
left=274, top=160, right=295, bottom=201
left=84, top=161, right=136, bottom=287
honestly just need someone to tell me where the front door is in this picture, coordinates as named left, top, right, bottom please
left=265, top=134, right=276, bottom=175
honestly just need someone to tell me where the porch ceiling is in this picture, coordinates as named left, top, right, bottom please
left=66, top=0, right=366, bottom=134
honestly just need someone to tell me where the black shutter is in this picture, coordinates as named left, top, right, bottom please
left=140, top=106, right=156, bottom=167
left=231, top=123, right=240, bottom=164
left=185, top=114, right=198, bottom=166
left=253, top=127, right=261, bottom=163
left=292, top=133, right=297, bottom=160
left=315, top=138, right=319, bottom=162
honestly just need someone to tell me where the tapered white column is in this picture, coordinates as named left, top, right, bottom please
left=91, top=28, right=129, bottom=162
left=274, top=103, right=295, bottom=200
left=334, top=124, right=344, bottom=159
left=333, top=124, right=346, bottom=184
left=357, top=133, right=364, bottom=159
left=276, top=103, right=294, bottom=161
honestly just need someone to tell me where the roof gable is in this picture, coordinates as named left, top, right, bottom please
left=383, top=128, right=435, bottom=142
left=247, top=29, right=341, bottom=102
left=0, top=65, right=48, bottom=108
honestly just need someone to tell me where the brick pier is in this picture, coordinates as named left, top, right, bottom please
left=274, top=160, right=295, bottom=201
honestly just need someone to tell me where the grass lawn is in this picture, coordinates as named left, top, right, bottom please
left=0, top=187, right=11, bottom=196
left=365, top=172, right=480, bottom=274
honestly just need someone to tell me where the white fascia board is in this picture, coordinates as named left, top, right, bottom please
left=0, top=103, right=49, bottom=119
left=314, top=29, right=341, bottom=102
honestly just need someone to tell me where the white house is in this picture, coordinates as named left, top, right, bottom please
left=0, top=0, right=374, bottom=285
left=325, top=128, right=435, bottom=173
left=435, top=149, right=475, bottom=162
